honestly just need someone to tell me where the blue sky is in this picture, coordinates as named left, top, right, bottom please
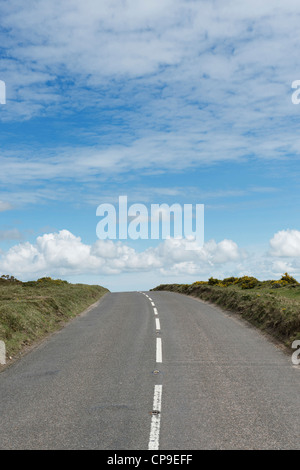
left=1, top=0, right=300, bottom=291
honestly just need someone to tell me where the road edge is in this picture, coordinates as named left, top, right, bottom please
left=0, top=292, right=110, bottom=373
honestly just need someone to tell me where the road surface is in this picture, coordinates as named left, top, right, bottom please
left=0, top=291, right=299, bottom=450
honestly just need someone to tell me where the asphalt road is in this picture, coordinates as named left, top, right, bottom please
left=0, top=291, right=299, bottom=450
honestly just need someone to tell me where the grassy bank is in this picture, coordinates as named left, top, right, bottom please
left=152, top=274, right=300, bottom=348
left=0, top=276, right=109, bottom=359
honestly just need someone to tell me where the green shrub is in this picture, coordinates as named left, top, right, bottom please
left=0, top=275, right=21, bottom=284
left=221, top=277, right=239, bottom=286
left=230, top=276, right=259, bottom=289
left=280, top=273, right=298, bottom=284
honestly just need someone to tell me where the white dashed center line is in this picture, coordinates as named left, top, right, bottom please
left=148, top=384, right=163, bottom=450
left=140, top=292, right=163, bottom=450
left=156, top=337, right=162, bottom=363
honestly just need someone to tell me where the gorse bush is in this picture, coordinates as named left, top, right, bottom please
left=271, top=273, right=298, bottom=288
left=280, top=272, right=298, bottom=284
left=37, top=277, right=68, bottom=285
left=0, top=276, right=69, bottom=286
left=208, top=277, right=220, bottom=286
left=221, top=277, right=239, bottom=287
left=201, top=275, right=259, bottom=289
left=237, top=276, right=259, bottom=289
left=191, top=274, right=297, bottom=290
left=0, top=275, right=21, bottom=284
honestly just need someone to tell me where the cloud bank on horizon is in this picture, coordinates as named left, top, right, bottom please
left=1, top=0, right=300, bottom=288
left=0, top=229, right=299, bottom=287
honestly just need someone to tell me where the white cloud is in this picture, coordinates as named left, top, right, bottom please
left=3, top=228, right=300, bottom=286
left=0, top=229, right=245, bottom=279
left=0, top=201, right=13, bottom=212
left=269, top=229, right=300, bottom=257
left=1, top=0, right=300, bottom=170
left=0, top=229, right=23, bottom=241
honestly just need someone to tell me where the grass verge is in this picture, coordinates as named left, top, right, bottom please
left=152, top=274, right=300, bottom=349
left=0, top=276, right=109, bottom=360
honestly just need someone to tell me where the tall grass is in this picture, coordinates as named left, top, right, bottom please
left=0, top=277, right=109, bottom=358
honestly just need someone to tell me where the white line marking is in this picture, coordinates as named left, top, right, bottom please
left=151, top=301, right=155, bottom=307
left=0, top=341, right=6, bottom=365
left=148, top=385, right=163, bottom=450
left=156, top=337, right=162, bottom=363
left=148, top=297, right=152, bottom=301
left=153, top=307, right=158, bottom=315
left=155, top=318, right=161, bottom=330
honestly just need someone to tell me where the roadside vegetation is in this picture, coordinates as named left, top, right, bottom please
left=152, top=273, right=300, bottom=348
left=0, top=275, right=109, bottom=360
